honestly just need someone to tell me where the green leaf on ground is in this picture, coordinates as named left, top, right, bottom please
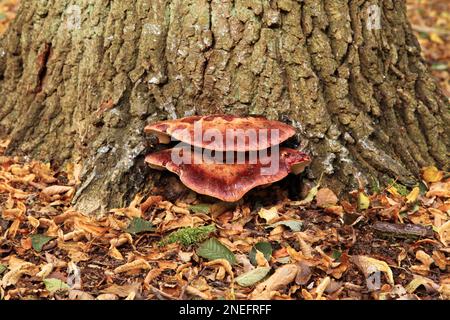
left=387, top=179, right=410, bottom=196
left=249, top=242, right=273, bottom=265
left=125, top=218, right=155, bottom=235
left=160, top=225, right=216, bottom=247
left=236, top=267, right=271, bottom=287
left=197, top=238, right=237, bottom=265
left=431, top=63, right=448, bottom=71
left=43, top=278, right=69, bottom=293
left=267, top=220, right=302, bottom=232
left=189, top=204, right=211, bottom=214
left=31, top=234, right=54, bottom=252
left=331, top=250, right=342, bottom=261
left=0, top=264, right=6, bottom=274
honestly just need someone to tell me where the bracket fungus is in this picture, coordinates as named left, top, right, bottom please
left=144, top=115, right=296, bottom=152
left=144, top=115, right=311, bottom=202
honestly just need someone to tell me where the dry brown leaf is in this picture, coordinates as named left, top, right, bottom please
left=405, top=275, right=439, bottom=294
left=204, top=259, right=234, bottom=279
left=257, top=207, right=279, bottom=223
left=351, top=255, right=394, bottom=286
left=96, top=293, right=119, bottom=300
left=102, top=282, right=141, bottom=298
left=432, top=251, right=447, bottom=270
left=316, top=188, right=338, bottom=208
left=249, top=264, right=298, bottom=300
left=437, top=220, right=450, bottom=246
left=41, top=185, right=73, bottom=197
left=68, top=290, right=95, bottom=300
left=1, top=261, right=37, bottom=288
left=426, top=182, right=450, bottom=198
left=314, top=276, right=331, bottom=300
left=144, top=269, right=163, bottom=286
left=422, top=166, right=444, bottom=183
left=114, top=259, right=150, bottom=274
left=415, top=250, right=434, bottom=269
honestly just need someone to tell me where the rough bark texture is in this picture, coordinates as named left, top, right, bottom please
left=0, top=0, right=448, bottom=213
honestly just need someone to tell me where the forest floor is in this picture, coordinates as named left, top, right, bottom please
left=0, top=141, right=449, bottom=300
left=0, top=0, right=449, bottom=301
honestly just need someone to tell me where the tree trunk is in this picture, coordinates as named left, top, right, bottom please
left=0, top=0, right=448, bottom=213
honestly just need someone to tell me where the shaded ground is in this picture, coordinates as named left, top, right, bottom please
left=0, top=139, right=448, bottom=300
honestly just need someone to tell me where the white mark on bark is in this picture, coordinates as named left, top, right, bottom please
left=143, top=23, right=162, bottom=36
left=177, top=49, right=188, bottom=57
left=66, top=5, right=81, bottom=31
left=367, top=4, right=381, bottom=30
left=359, top=138, right=377, bottom=152
left=72, top=170, right=97, bottom=203
left=160, top=100, right=178, bottom=119
left=0, top=48, right=5, bottom=57
left=110, top=144, right=145, bottom=181
left=183, top=109, right=195, bottom=117
left=148, top=73, right=163, bottom=85
left=97, top=146, right=111, bottom=154
left=291, top=120, right=306, bottom=135
left=339, top=146, right=353, bottom=164
left=343, top=132, right=355, bottom=144
left=124, top=24, right=136, bottom=34
left=322, top=153, right=336, bottom=174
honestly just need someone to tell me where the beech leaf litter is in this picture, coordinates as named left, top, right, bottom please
left=0, top=140, right=449, bottom=300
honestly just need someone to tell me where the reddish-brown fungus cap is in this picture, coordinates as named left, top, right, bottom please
left=145, top=147, right=311, bottom=202
left=144, top=115, right=296, bottom=152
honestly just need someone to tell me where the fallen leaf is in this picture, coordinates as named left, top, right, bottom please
left=124, top=217, right=155, bottom=235
left=43, top=278, right=69, bottom=293
left=316, top=188, right=338, bottom=208
left=249, top=242, right=272, bottom=266
left=36, top=263, right=54, bottom=279
left=437, top=220, right=450, bottom=246
left=406, top=187, right=420, bottom=203
left=41, top=185, right=73, bottom=197
left=426, top=182, right=450, bottom=198
left=429, top=33, right=444, bottom=45
left=197, top=238, right=237, bottom=265
left=96, top=293, right=118, bottom=300
left=405, top=275, right=439, bottom=294
left=1, top=261, right=36, bottom=288
left=114, top=259, right=150, bottom=274
left=68, top=290, right=95, bottom=300
left=102, top=282, right=141, bottom=298
left=290, top=185, right=319, bottom=206
left=189, top=204, right=211, bottom=214
left=351, top=255, right=394, bottom=286
left=268, top=220, right=303, bottom=232
left=249, top=264, right=298, bottom=300
left=257, top=207, right=279, bottom=223
left=358, top=192, right=370, bottom=210
left=31, top=234, right=54, bottom=252
left=236, top=267, right=271, bottom=287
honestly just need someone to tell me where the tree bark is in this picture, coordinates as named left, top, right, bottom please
left=0, top=0, right=448, bottom=213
